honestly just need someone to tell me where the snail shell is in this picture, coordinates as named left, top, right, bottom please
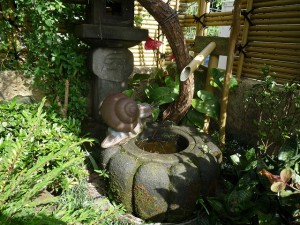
left=100, top=93, right=140, bottom=132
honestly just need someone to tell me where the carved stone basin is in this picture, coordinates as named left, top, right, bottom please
left=99, top=123, right=222, bottom=223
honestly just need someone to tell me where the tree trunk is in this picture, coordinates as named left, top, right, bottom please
left=137, top=0, right=193, bottom=123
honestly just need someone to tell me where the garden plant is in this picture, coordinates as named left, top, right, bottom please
left=0, top=0, right=299, bottom=224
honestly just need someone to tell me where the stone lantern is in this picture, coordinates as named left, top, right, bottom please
left=75, top=0, right=148, bottom=120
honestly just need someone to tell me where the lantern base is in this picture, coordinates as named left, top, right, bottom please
left=75, top=24, right=148, bottom=48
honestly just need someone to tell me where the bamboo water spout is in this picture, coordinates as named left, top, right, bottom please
left=180, top=42, right=216, bottom=82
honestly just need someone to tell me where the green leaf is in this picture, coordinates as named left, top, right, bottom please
left=209, top=68, right=238, bottom=90
left=130, top=73, right=151, bottom=84
left=122, top=89, right=134, bottom=97
left=278, top=139, right=298, bottom=162
left=196, top=90, right=216, bottom=101
left=151, top=107, right=160, bottom=121
left=192, top=92, right=219, bottom=120
left=230, top=154, right=241, bottom=165
left=185, top=109, right=205, bottom=128
left=209, top=68, right=224, bottom=88
left=145, top=86, right=178, bottom=105
left=227, top=189, right=253, bottom=213
left=207, top=198, right=224, bottom=214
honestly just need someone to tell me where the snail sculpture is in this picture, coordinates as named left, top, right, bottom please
left=100, top=93, right=152, bottom=148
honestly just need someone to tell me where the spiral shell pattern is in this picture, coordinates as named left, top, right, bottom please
left=100, top=93, right=140, bottom=132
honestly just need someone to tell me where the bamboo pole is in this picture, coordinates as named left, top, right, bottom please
left=244, top=58, right=300, bottom=70
left=203, top=54, right=219, bottom=133
left=251, top=11, right=300, bottom=20
left=238, top=73, right=297, bottom=84
left=219, top=0, right=242, bottom=148
left=205, top=15, right=235, bottom=21
left=251, top=18, right=300, bottom=25
left=196, top=0, right=207, bottom=37
left=250, top=25, right=300, bottom=31
left=253, top=0, right=300, bottom=8
left=253, top=5, right=300, bottom=14
left=247, top=36, right=300, bottom=43
left=241, top=67, right=299, bottom=80
left=248, top=42, right=300, bottom=50
left=236, top=0, right=253, bottom=80
left=246, top=52, right=300, bottom=63
left=246, top=47, right=300, bottom=57
left=205, top=20, right=244, bottom=26
left=242, top=62, right=300, bottom=76
left=206, top=11, right=233, bottom=17
left=248, top=36, right=300, bottom=45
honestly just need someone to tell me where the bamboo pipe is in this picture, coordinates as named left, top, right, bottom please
left=236, top=0, right=253, bottom=80
left=180, top=42, right=216, bottom=81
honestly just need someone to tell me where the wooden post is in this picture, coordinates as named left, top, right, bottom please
left=196, top=0, right=207, bottom=37
left=219, top=0, right=242, bottom=148
left=203, top=54, right=219, bottom=133
left=236, top=0, right=253, bottom=80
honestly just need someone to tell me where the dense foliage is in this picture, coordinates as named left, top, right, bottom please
left=197, top=70, right=300, bottom=225
left=126, top=65, right=237, bottom=130
left=0, top=0, right=89, bottom=120
left=245, top=66, right=300, bottom=154
left=0, top=99, right=131, bottom=225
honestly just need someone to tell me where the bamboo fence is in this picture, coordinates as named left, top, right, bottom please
left=0, top=0, right=299, bottom=82
left=131, top=0, right=300, bottom=83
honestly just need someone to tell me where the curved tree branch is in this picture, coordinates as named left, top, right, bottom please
left=137, top=0, right=193, bottom=123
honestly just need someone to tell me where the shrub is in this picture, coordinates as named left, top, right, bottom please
left=245, top=67, right=300, bottom=154
left=0, top=99, right=132, bottom=225
left=0, top=98, right=93, bottom=218
left=0, top=0, right=90, bottom=120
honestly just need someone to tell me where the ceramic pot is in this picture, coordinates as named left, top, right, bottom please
left=100, top=122, right=221, bottom=223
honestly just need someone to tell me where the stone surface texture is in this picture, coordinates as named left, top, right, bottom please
left=100, top=123, right=222, bottom=222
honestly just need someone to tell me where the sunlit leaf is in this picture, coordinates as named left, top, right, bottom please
left=278, top=139, right=297, bottom=162
left=191, top=96, right=219, bottom=120
left=280, top=168, right=292, bottom=183
left=270, top=182, right=286, bottom=192
left=147, top=86, right=178, bottom=105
